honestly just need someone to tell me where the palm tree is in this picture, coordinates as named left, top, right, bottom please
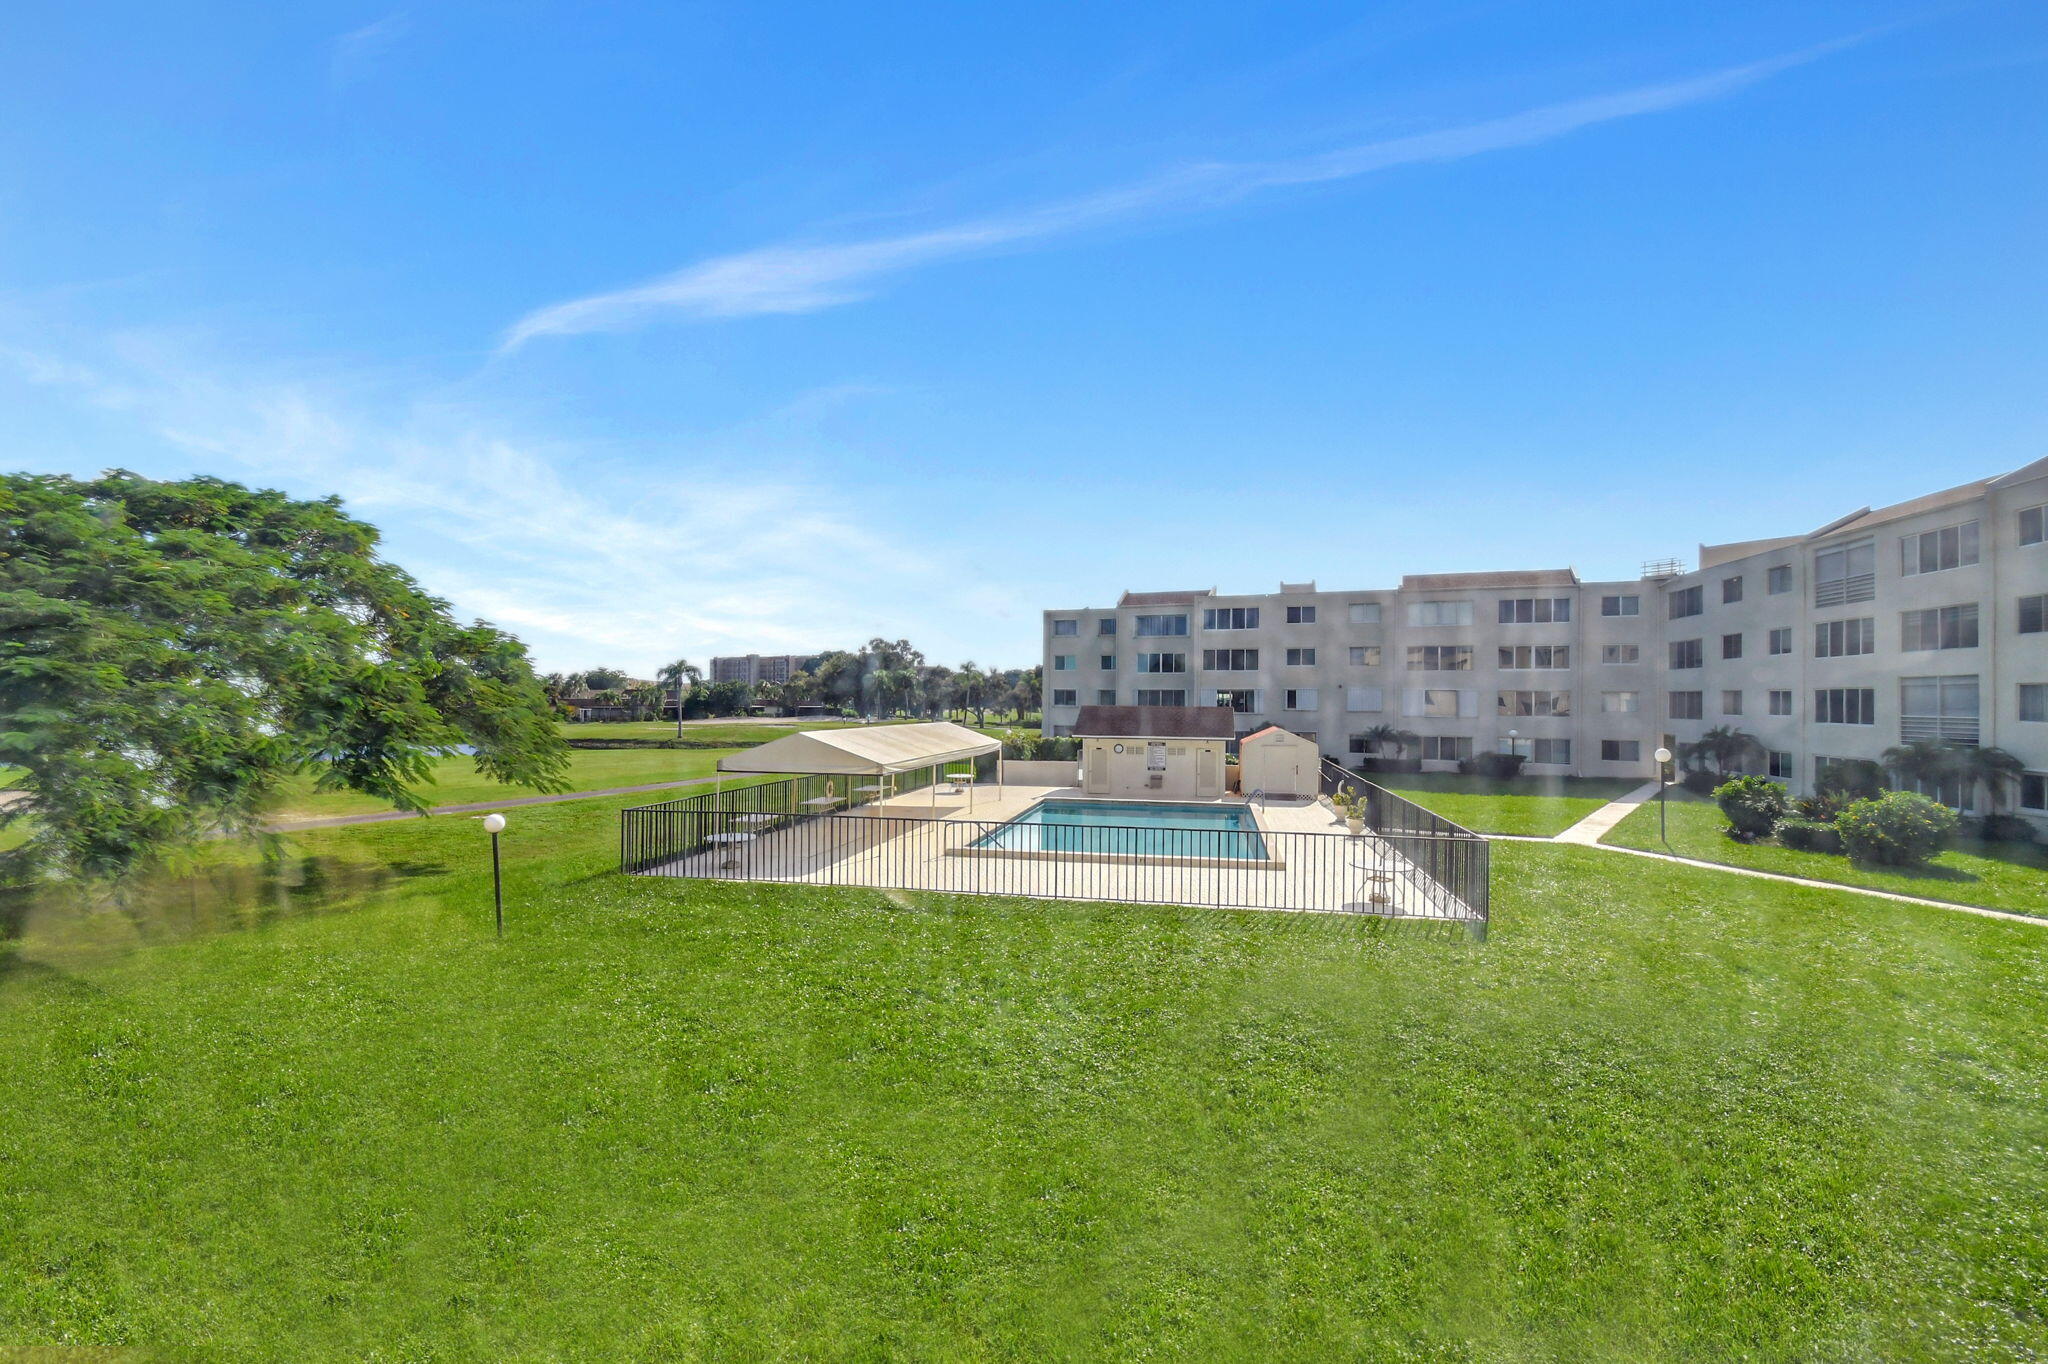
left=1361, top=723, right=1405, bottom=757
left=1881, top=739, right=1961, bottom=798
left=1954, top=744, right=2026, bottom=814
left=656, top=657, right=702, bottom=737
left=1685, top=725, right=1764, bottom=777
left=955, top=661, right=990, bottom=726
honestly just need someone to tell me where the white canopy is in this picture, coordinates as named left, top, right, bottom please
left=716, top=721, right=999, bottom=776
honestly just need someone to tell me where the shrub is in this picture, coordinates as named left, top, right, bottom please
left=1680, top=768, right=1719, bottom=796
left=1976, top=813, right=2039, bottom=845
left=1816, top=758, right=1887, bottom=804
left=1714, top=775, right=1790, bottom=840
left=1457, top=752, right=1527, bottom=779
left=1835, top=791, right=1958, bottom=867
left=1792, top=792, right=1845, bottom=822
left=1776, top=819, right=1844, bottom=855
left=1358, top=757, right=1422, bottom=775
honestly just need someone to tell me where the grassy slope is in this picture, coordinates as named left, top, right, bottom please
left=1604, top=789, right=2048, bottom=916
left=2, top=799, right=2046, bottom=1358
left=1372, top=773, right=1645, bottom=836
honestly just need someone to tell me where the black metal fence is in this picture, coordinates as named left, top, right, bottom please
left=619, top=759, right=1488, bottom=933
left=1318, top=760, right=1490, bottom=929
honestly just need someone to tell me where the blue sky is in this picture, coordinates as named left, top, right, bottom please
left=4, top=2, right=2045, bottom=675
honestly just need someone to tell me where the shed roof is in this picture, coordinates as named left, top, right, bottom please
left=1239, top=724, right=1317, bottom=747
left=1073, top=705, right=1234, bottom=740
left=716, top=721, right=998, bottom=775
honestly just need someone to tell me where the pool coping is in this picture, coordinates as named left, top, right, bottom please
left=956, top=795, right=1284, bottom=871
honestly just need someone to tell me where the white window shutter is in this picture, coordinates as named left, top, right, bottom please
left=1459, top=690, right=1479, bottom=718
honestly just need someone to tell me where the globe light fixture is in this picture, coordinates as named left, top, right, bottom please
left=479, top=813, right=508, bottom=935
left=1652, top=748, right=1675, bottom=845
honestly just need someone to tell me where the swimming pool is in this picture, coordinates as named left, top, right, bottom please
left=970, top=799, right=1269, bottom=861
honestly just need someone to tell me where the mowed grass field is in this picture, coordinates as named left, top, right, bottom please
left=1371, top=773, right=1645, bottom=836
left=1604, top=788, right=2048, bottom=917
left=3, top=796, right=2046, bottom=1358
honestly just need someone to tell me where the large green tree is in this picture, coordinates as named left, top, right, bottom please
left=0, top=471, right=570, bottom=881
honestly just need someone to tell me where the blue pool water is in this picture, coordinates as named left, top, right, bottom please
left=971, top=799, right=1269, bottom=860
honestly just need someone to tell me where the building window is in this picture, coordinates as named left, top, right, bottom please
left=1601, top=691, right=1639, bottom=714
left=1499, top=645, right=1570, bottom=670
left=1052, top=655, right=1075, bottom=671
left=1669, top=691, right=1704, bottom=720
left=2022, top=595, right=2048, bottom=636
left=2023, top=684, right=2048, bottom=723
left=1348, top=734, right=1369, bottom=754
left=1134, top=689, right=1186, bottom=707
left=1134, top=614, right=1188, bottom=637
left=1722, top=576, right=1744, bottom=604
left=1407, top=644, right=1473, bottom=671
left=1601, top=739, right=1641, bottom=763
left=1509, top=737, right=1572, bottom=765
left=1498, top=690, right=1572, bottom=717
left=1348, top=645, right=1381, bottom=667
left=1601, top=594, right=1641, bottom=616
left=1101, top=655, right=1116, bottom=670
left=1602, top=644, right=1641, bottom=665
left=1668, top=585, right=1704, bottom=618
left=1901, top=521, right=1980, bottom=576
left=1201, top=649, right=1257, bottom=671
left=1769, top=690, right=1793, bottom=716
left=1902, top=604, right=1980, bottom=652
left=1670, top=639, right=1704, bottom=669
left=1285, top=605, right=1317, bottom=624
left=2022, top=505, right=2046, bottom=547
left=1283, top=688, right=1319, bottom=711
left=1201, top=607, right=1258, bottom=630
left=1051, top=619, right=1077, bottom=636
left=1814, top=618, right=1875, bottom=658
left=1345, top=686, right=1384, bottom=712
left=1212, top=689, right=1261, bottom=714
left=1768, top=751, right=1795, bottom=779
left=1768, top=565, right=1793, bottom=595
left=1136, top=653, right=1186, bottom=673
left=1098, top=617, right=1117, bottom=635
left=1722, top=690, right=1744, bottom=716
left=1419, top=736, right=1472, bottom=762
left=1406, top=601, right=1473, bottom=627
left=1051, top=689, right=1077, bottom=707
left=2022, top=773, right=2046, bottom=812
left=1096, top=690, right=1116, bottom=705
left=1410, top=688, right=1470, bottom=719
left=1348, top=602, right=1380, bottom=625
left=1901, top=675, right=1979, bottom=743
left=1498, top=597, right=1571, bottom=624
left=1285, top=647, right=1317, bottom=666
left=1813, top=687, right=1877, bottom=726
left=1814, top=539, right=1876, bottom=606
left=1722, top=633, right=1743, bottom=660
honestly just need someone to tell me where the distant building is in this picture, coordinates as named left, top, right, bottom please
left=1041, top=456, right=2048, bottom=828
left=709, top=653, right=821, bottom=686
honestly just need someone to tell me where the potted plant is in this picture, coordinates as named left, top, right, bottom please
left=1332, top=788, right=1367, bottom=835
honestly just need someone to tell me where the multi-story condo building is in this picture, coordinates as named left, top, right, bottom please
left=1042, top=457, right=2048, bottom=826
left=709, top=653, right=820, bottom=686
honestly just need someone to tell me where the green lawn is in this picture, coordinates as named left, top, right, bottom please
left=1372, top=773, right=1645, bottom=836
left=3, top=797, right=2045, bottom=1358
left=269, top=745, right=751, bottom=819
left=1603, top=788, right=2048, bottom=917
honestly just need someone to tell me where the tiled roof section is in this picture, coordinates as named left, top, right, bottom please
left=1073, top=705, right=1235, bottom=740
left=1399, top=568, right=1579, bottom=592
left=1117, top=588, right=1214, bottom=607
left=1810, top=479, right=1991, bottom=539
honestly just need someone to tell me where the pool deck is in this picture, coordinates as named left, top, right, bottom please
left=640, top=784, right=1479, bottom=923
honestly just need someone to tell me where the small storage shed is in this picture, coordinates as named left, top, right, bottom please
left=1072, top=705, right=1232, bottom=800
left=1237, top=724, right=1320, bottom=800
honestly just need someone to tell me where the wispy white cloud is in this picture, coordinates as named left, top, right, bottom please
left=503, top=37, right=1860, bottom=349
left=4, top=338, right=993, bottom=674
left=330, top=12, right=411, bottom=88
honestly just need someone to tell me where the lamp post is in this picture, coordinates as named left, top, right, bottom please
left=1508, top=728, right=1520, bottom=762
left=481, top=812, right=506, bottom=936
left=1653, top=747, right=1673, bottom=846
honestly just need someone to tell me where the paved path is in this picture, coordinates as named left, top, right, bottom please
left=265, top=774, right=731, bottom=832
left=1553, top=779, right=1664, bottom=845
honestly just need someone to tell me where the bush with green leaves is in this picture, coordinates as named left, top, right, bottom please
left=1835, top=791, right=1959, bottom=867
left=1713, top=774, right=1791, bottom=841
left=1680, top=768, right=1719, bottom=796
left=1816, top=758, right=1887, bottom=804
left=1457, top=751, right=1526, bottom=779
left=1975, top=813, right=2038, bottom=845
left=1776, top=819, right=1844, bottom=855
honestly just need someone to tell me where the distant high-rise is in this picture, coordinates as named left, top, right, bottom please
left=709, top=653, right=821, bottom=686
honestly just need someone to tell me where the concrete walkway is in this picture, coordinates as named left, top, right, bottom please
left=265, top=774, right=731, bottom=832
left=1553, top=780, right=1664, bottom=845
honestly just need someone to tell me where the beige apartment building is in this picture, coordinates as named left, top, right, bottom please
left=709, top=653, right=820, bottom=686
left=1041, top=457, right=2048, bottom=827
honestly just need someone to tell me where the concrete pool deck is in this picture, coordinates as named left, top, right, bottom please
left=638, top=785, right=1481, bottom=923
